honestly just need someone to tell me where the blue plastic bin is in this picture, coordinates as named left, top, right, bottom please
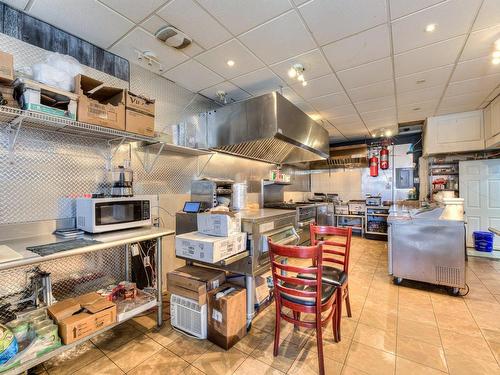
left=473, top=231, right=494, bottom=252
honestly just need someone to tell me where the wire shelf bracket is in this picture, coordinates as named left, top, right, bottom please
left=5, top=116, right=23, bottom=164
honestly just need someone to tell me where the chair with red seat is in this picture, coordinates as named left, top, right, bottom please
left=268, top=240, right=339, bottom=375
left=299, top=225, right=352, bottom=341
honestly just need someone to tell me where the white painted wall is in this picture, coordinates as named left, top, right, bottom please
left=311, top=169, right=363, bottom=201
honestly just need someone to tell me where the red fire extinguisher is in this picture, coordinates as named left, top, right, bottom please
left=380, top=146, right=389, bottom=170
left=369, top=155, right=379, bottom=177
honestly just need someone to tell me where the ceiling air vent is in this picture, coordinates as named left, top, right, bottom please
left=155, top=26, right=192, bottom=49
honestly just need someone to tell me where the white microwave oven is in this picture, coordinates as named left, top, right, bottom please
left=76, top=196, right=152, bottom=233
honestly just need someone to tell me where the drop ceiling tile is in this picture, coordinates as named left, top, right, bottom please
left=157, top=0, right=232, bottom=49
left=270, top=49, right=331, bottom=85
left=460, top=25, right=500, bottom=61
left=355, top=96, right=396, bottom=113
left=347, top=80, right=395, bottom=102
left=163, top=59, right=224, bottom=92
left=337, top=58, right=393, bottom=89
left=391, top=0, right=480, bottom=54
left=361, top=107, right=397, bottom=121
left=398, top=99, right=438, bottom=113
left=141, top=15, right=205, bottom=57
left=100, top=0, right=165, bottom=23
left=239, top=11, right=316, bottom=64
left=230, top=68, right=285, bottom=96
left=397, top=85, right=445, bottom=105
left=29, top=0, right=134, bottom=48
left=320, top=103, right=358, bottom=119
left=197, top=0, right=291, bottom=35
left=330, top=114, right=364, bottom=126
left=195, top=39, right=264, bottom=79
left=111, top=27, right=189, bottom=73
left=293, top=101, right=316, bottom=113
left=395, top=65, right=453, bottom=92
left=452, top=56, right=500, bottom=81
left=199, top=81, right=251, bottom=102
left=486, top=86, right=500, bottom=102
left=446, top=74, right=500, bottom=97
left=325, top=126, right=349, bottom=140
left=280, top=87, right=303, bottom=103
left=308, top=92, right=351, bottom=111
left=291, top=74, right=343, bottom=99
left=398, top=110, right=433, bottom=123
left=298, top=0, right=387, bottom=45
left=438, top=92, right=487, bottom=111
left=322, top=24, right=390, bottom=71
left=394, top=35, right=465, bottom=76
left=389, top=0, right=445, bottom=20
left=1, top=0, right=29, bottom=10
left=473, top=0, right=500, bottom=31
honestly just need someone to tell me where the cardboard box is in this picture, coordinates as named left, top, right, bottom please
left=0, top=84, right=18, bottom=108
left=75, top=74, right=125, bottom=130
left=229, top=274, right=271, bottom=307
left=207, top=284, right=246, bottom=350
left=0, top=51, right=14, bottom=83
left=48, top=292, right=117, bottom=344
left=125, top=91, right=155, bottom=136
left=167, top=265, right=226, bottom=305
left=175, top=232, right=247, bottom=264
left=197, top=212, right=241, bottom=237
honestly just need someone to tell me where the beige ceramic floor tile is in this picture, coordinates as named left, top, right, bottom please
left=307, top=334, right=353, bottom=363
left=341, top=365, right=370, bottom=375
left=288, top=345, right=344, bottom=375
left=250, top=334, right=302, bottom=373
left=192, top=346, right=247, bottom=375
left=130, top=312, right=158, bottom=332
left=398, top=305, right=437, bottom=326
left=446, top=352, right=500, bottom=375
left=397, top=318, right=442, bottom=346
left=146, top=320, right=182, bottom=347
left=352, top=323, right=396, bottom=354
left=44, top=341, right=104, bottom=375
left=107, top=334, right=163, bottom=372
left=358, top=306, right=397, bottom=332
left=345, top=342, right=396, bottom=375
left=73, top=356, right=123, bottom=375
left=166, top=334, right=214, bottom=363
left=90, top=321, right=142, bottom=353
left=127, top=348, right=189, bottom=374
left=435, top=312, right=482, bottom=337
left=440, top=328, right=497, bottom=364
left=396, top=337, right=447, bottom=373
left=234, top=327, right=269, bottom=354
left=183, top=365, right=205, bottom=375
left=395, top=357, right=447, bottom=375
left=233, top=356, right=284, bottom=375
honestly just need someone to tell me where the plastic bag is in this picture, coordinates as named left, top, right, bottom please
left=32, top=53, right=82, bottom=92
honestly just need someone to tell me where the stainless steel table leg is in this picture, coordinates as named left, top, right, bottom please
left=245, top=275, right=254, bottom=327
left=125, top=244, right=130, bottom=282
left=156, top=237, right=163, bottom=327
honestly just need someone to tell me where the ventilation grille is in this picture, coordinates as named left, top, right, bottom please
left=435, top=266, right=462, bottom=287
left=213, top=137, right=294, bottom=164
left=170, top=294, right=207, bottom=339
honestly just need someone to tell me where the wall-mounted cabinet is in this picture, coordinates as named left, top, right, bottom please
left=424, top=110, right=484, bottom=155
left=484, top=95, right=500, bottom=149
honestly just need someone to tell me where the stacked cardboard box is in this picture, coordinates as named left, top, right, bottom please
left=125, top=91, right=155, bottom=136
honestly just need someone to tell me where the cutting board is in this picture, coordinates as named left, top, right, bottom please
left=0, top=245, right=23, bottom=263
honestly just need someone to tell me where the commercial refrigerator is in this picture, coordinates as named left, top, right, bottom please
left=388, top=207, right=466, bottom=294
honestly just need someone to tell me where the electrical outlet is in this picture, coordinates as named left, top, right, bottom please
left=131, top=243, right=140, bottom=257
left=153, top=217, right=160, bottom=227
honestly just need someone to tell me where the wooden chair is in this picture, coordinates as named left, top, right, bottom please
left=300, top=225, right=352, bottom=341
left=268, top=240, right=338, bottom=375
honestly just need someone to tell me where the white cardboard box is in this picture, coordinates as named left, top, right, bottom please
left=197, top=212, right=241, bottom=237
left=175, top=232, right=247, bottom=263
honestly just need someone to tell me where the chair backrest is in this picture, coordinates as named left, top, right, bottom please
left=268, top=240, right=323, bottom=310
left=310, top=224, right=352, bottom=274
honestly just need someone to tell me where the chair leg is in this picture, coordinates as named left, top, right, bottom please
left=273, top=304, right=281, bottom=356
left=336, top=287, right=342, bottom=342
left=293, top=311, right=301, bottom=328
left=316, top=312, right=325, bottom=375
left=345, top=285, right=352, bottom=318
left=331, top=301, right=337, bottom=341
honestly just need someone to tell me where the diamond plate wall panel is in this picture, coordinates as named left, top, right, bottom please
left=0, top=247, right=126, bottom=323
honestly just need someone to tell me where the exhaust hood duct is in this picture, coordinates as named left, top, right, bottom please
left=309, top=144, right=368, bottom=170
left=207, top=92, right=329, bottom=164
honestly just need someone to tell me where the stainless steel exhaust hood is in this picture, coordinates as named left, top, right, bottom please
left=206, top=92, right=329, bottom=164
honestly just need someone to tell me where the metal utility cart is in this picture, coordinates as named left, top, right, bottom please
left=0, top=226, right=173, bottom=375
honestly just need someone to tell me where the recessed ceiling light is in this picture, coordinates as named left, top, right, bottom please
left=227, top=60, right=235, bottom=67
left=372, top=133, right=377, bottom=138
left=425, top=23, right=437, bottom=33
left=493, top=58, right=500, bottom=65
left=416, top=79, right=426, bottom=84
left=302, top=81, right=308, bottom=87
left=288, top=68, right=297, bottom=78
left=385, top=130, right=392, bottom=137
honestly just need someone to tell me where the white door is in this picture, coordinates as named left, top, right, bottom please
left=459, top=159, right=500, bottom=250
